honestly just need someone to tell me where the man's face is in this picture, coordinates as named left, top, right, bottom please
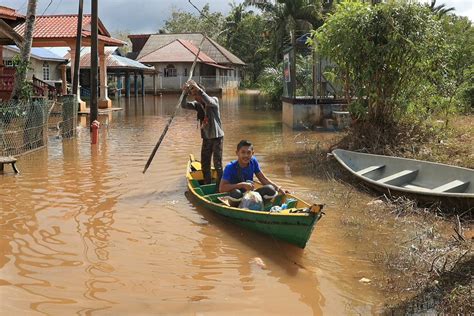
left=236, top=145, right=253, bottom=165
left=193, top=94, right=204, bottom=104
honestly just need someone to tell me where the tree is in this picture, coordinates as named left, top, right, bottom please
left=311, top=1, right=443, bottom=128
left=163, top=4, right=226, bottom=41
left=247, top=0, right=321, bottom=97
left=223, top=3, right=268, bottom=83
left=12, top=0, right=37, bottom=101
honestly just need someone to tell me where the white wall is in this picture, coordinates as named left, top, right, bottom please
left=3, top=49, right=63, bottom=83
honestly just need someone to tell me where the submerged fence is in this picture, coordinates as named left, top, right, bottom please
left=0, top=95, right=77, bottom=157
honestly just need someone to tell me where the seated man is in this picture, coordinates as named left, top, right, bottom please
left=219, top=140, right=287, bottom=195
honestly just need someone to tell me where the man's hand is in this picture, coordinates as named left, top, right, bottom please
left=238, top=182, right=254, bottom=191
left=277, top=186, right=289, bottom=195
left=185, top=80, right=201, bottom=96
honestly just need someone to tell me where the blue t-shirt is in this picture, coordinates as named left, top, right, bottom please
left=222, top=157, right=261, bottom=184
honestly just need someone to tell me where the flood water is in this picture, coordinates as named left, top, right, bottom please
left=1, top=93, right=390, bottom=315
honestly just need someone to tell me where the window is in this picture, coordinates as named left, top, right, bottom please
left=4, top=60, right=13, bottom=67
left=164, top=64, right=177, bottom=77
left=42, top=62, right=50, bottom=81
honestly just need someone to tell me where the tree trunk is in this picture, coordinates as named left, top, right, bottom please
left=12, top=0, right=37, bottom=100
left=290, top=29, right=297, bottom=98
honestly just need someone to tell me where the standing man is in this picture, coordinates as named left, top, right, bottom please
left=181, top=80, right=224, bottom=187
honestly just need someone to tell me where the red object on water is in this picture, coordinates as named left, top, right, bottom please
left=91, top=120, right=100, bottom=144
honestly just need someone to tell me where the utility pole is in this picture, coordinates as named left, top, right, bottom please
left=72, top=0, right=84, bottom=96
left=90, top=0, right=98, bottom=124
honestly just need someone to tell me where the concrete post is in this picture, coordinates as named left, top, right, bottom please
left=98, top=45, right=111, bottom=108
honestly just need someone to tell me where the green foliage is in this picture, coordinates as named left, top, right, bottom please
left=310, top=1, right=443, bottom=127
left=163, top=4, right=226, bottom=41
left=257, top=64, right=283, bottom=106
left=12, top=55, right=32, bottom=101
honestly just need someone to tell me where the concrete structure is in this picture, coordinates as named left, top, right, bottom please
left=282, top=97, right=350, bottom=130
left=129, top=33, right=245, bottom=93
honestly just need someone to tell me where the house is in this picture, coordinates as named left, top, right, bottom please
left=3, top=45, right=67, bottom=85
left=128, top=33, right=245, bottom=93
left=13, top=12, right=125, bottom=109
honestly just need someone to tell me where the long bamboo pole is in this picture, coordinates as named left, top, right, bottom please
left=142, top=36, right=206, bottom=174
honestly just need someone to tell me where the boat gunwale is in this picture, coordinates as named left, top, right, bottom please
left=332, top=149, right=474, bottom=199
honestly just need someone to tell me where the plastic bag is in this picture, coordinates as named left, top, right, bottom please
left=239, top=191, right=264, bottom=211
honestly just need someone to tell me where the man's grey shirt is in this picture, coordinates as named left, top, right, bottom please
left=181, top=91, right=224, bottom=140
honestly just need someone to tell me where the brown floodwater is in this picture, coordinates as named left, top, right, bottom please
left=1, top=93, right=392, bottom=315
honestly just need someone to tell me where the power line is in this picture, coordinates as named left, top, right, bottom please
left=40, top=0, right=54, bottom=16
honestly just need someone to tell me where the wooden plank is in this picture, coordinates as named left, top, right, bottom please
left=356, top=165, right=385, bottom=175
left=432, top=180, right=469, bottom=193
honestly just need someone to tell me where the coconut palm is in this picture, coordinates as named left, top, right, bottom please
left=428, top=0, right=455, bottom=16
left=247, top=0, right=321, bottom=97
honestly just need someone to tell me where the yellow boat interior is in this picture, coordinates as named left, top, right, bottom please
left=187, top=156, right=321, bottom=215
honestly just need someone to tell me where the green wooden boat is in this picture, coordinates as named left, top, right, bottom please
left=186, top=154, right=324, bottom=248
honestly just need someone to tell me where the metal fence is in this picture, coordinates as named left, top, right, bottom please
left=0, top=95, right=77, bottom=157
left=0, top=98, right=49, bottom=156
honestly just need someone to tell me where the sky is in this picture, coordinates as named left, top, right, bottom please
left=3, top=0, right=473, bottom=35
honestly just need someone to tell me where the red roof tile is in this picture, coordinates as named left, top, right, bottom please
left=0, top=6, right=24, bottom=20
left=139, top=39, right=215, bottom=64
left=14, top=14, right=124, bottom=46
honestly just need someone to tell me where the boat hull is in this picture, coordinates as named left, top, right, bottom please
left=332, top=149, right=474, bottom=211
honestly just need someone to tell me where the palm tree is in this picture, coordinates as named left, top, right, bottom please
left=247, top=0, right=321, bottom=97
left=12, top=0, right=37, bottom=100
left=428, top=0, right=455, bottom=16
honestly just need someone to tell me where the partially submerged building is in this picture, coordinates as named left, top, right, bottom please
left=128, top=33, right=245, bottom=93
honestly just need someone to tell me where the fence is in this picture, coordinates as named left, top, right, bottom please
left=0, top=98, right=49, bottom=156
left=0, top=95, right=77, bottom=157
left=156, top=75, right=239, bottom=90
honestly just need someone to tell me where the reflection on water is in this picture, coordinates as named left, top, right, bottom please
left=1, top=93, right=386, bottom=314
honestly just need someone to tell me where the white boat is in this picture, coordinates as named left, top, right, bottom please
left=332, top=149, right=474, bottom=210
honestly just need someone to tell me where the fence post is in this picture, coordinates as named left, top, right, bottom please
left=61, top=94, right=78, bottom=138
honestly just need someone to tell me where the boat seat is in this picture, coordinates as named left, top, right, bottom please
left=376, top=169, right=418, bottom=185
left=432, top=180, right=469, bottom=193
left=356, top=165, right=385, bottom=175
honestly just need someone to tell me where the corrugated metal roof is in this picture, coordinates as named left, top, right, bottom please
left=139, top=39, right=215, bottom=64
left=14, top=14, right=124, bottom=46
left=5, top=45, right=67, bottom=62
left=135, top=33, right=245, bottom=66
left=67, top=47, right=154, bottom=71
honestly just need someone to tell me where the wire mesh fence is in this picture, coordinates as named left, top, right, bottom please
left=0, top=95, right=77, bottom=157
left=0, top=98, right=49, bottom=156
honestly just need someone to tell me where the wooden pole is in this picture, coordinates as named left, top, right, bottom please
left=90, top=0, right=98, bottom=123
left=72, top=0, right=84, bottom=96
left=142, top=36, right=206, bottom=174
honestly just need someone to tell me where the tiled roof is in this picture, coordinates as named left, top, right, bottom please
left=14, top=14, right=124, bottom=46
left=5, top=45, right=67, bottom=62
left=139, top=39, right=215, bottom=64
left=0, top=6, right=24, bottom=20
left=135, top=33, right=245, bottom=66
left=67, top=47, right=154, bottom=71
